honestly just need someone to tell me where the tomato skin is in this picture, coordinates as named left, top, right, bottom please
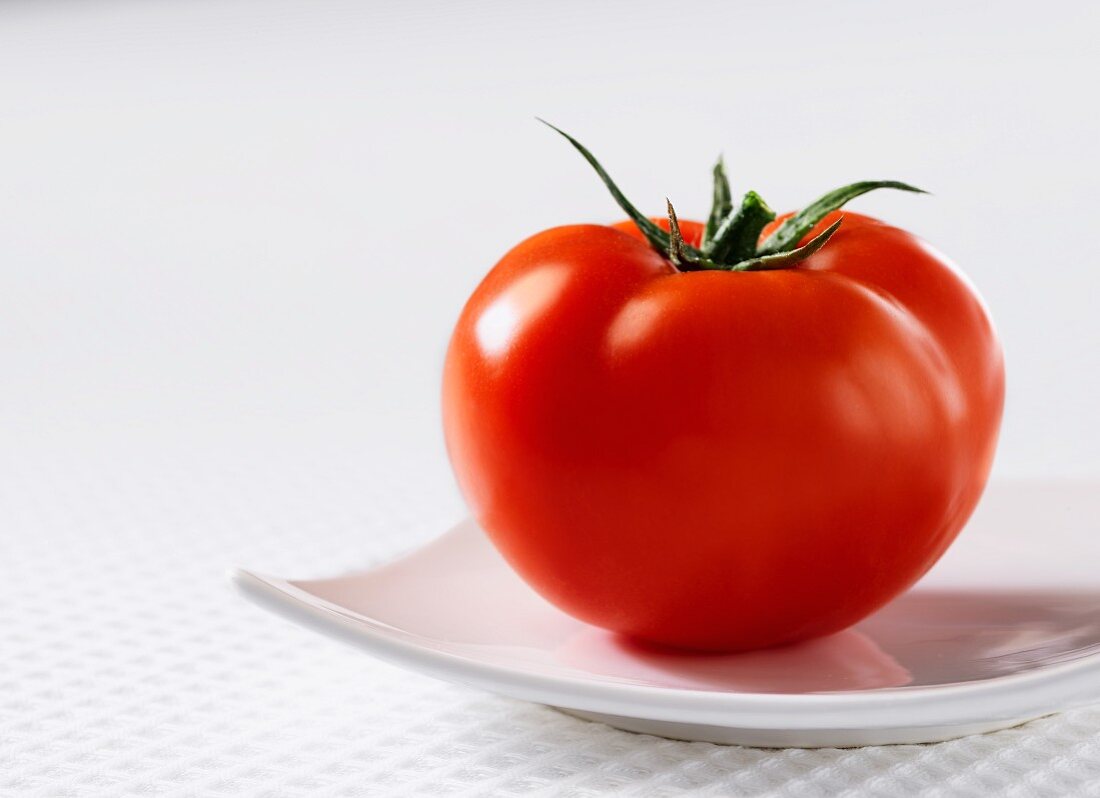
left=443, top=212, right=1004, bottom=652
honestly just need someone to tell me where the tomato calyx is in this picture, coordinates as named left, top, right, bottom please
left=539, top=119, right=928, bottom=273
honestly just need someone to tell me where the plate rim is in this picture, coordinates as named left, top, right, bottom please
left=232, top=519, right=1100, bottom=732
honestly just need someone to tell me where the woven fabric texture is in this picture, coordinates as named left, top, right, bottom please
left=3, top=444, right=1100, bottom=798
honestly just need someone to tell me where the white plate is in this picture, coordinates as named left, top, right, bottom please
left=234, top=481, right=1100, bottom=747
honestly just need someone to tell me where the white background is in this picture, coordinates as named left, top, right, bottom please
left=3, top=0, right=1099, bottom=480
left=3, top=1, right=1100, bottom=795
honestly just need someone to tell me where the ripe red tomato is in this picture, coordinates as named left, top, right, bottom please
left=442, top=130, right=1004, bottom=652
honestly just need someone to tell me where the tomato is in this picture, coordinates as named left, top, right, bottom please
left=441, top=127, right=1004, bottom=652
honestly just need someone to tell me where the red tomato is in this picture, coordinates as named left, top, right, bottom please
left=443, top=175, right=1003, bottom=652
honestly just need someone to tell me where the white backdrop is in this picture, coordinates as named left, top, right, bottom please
left=3, top=2, right=1100, bottom=795
left=2, top=0, right=1098, bottom=481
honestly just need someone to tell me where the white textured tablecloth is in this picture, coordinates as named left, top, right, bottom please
left=4, top=443, right=1100, bottom=798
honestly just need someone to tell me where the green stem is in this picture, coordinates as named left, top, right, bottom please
left=703, top=191, right=776, bottom=263
left=541, top=120, right=926, bottom=272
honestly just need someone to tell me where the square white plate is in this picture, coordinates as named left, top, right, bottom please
left=235, top=481, right=1100, bottom=747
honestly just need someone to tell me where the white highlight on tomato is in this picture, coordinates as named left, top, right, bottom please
left=475, top=266, right=568, bottom=357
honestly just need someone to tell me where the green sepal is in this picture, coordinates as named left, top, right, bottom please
left=665, top=199, right=689, bottom=268
left=538, top=119, right=703, bottom=261
left=703, top=191, right=776, bottom=263
left=732, top=217, right=843, bottom=271
left=701, top=156, right=732, bottom=250
left=756, top=180, right=926, bottom=256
